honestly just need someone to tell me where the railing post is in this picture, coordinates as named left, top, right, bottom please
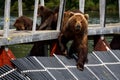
left=57, top=0, right=66, bottom=31
left=3, top=0, right=11, bottom=38
left=79, top=0, right=85, bottom=13
left=18, top=0, right=23, bottom=17
left=119, top=0, right=120, bottom=19
left=99, top=0, right=106, bottom=40
left=100, top=0, right=106, bottom=28
left=32, top=0, right=39, bottom=33
left=40, top=0, right=44, bottom=6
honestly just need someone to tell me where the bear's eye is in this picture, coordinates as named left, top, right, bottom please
left=74, top=20, right=77, bottom=23
left=81, top=20, right=84, bottom=24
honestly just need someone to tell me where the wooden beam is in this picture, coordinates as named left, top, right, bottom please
left=32, top=0, right=39, bottom=33
left=99, top=0, right=106, bottom=28
left=40, top=0, right=44, bottom=6
left=56, top=0, right=66, bottom=31
left=88, top=26, right=120, bottom=35
left=79, top=0, right=85, bottom=13
left=18, top=0, right=23, bottom=17
left=0, top=30, right=60, bottom=46
left=3, top=0, right=11, bottom=38
left=119, top=0, right=120, bottom=19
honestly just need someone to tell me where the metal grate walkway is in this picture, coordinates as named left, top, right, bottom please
left=0, top=50, right=120, bottom=80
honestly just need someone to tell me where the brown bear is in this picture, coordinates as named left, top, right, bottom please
left=29, top=6, right=59, bottom=56
left=58, top=12, right=89, bottom=71
left=14, top=16, right=34, bottom=30
left=37, top=5, right=59, bottom=30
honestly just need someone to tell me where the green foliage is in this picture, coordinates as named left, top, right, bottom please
left=11, top=1, right=27, bottom=11
left=0, top=0, right=118, bottom=12
left=45, top=0, right=60, bottom=9
left=85, top=0, right=96, bottom=11
left=66, top=0, right=79, bottom=10
left=11, top=1, right=18, bottom=11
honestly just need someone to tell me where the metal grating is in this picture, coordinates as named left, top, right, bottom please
left=0, top=65, right=27, bottom=80
left=0, top=50, right=120, bottom=80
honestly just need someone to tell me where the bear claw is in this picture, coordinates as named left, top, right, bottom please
left=76, top=63, right=84, bottom=71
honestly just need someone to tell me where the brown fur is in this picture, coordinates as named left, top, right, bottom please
left=14, top=16, right=33, bottom=30
left=29, top=6, right=59, bottom=56
left=58, top=12, right=89, bottom=71
left=37, top=5, right=58, bottom=30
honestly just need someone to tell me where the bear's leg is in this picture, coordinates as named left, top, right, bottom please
left=68, top=41, right=76, bottom=58
left=76, top=45, right=88, bottom=71
left=58, top=34, right=69, bottom=55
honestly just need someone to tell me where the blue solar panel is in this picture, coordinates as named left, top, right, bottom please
left=87, top=53, right=101, bottom=64
left=69, top=68, right=97, bottom=80
left=88, top=66, right=116, bottom=80
left=1, top=50, right=120, bottom=80
left=107, top=64, right=120, bottom=79
left=93, top=51, right=119, bottom=62
left=0, top=65, right=27, bottom=80
left=112, top=50, right=120, bottom=59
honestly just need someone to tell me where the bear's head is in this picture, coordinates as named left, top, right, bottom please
left=14, top=17, right=25, bottom=30
left=66, top=12, right=89, bottom=34
left=37, top=5, right=53, bottom=18
left=13, top=16, right=33, bottom=30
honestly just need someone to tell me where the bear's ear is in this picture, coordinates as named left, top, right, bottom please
left=84, top=14, right=89, bottom=20
left=69, top=12, right=74, bottom=17
left=38, top=5, right=44, bottom=11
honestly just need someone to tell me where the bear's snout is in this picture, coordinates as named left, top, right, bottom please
left=75, top=24, right=81, bottom=31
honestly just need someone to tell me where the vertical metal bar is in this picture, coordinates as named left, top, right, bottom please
left=40, top=0, right=44, bottom=6
left=18, top=0, right=23, bottom=17
left=79, top=0, right=85, bottom=13
left=99, top=0, right=106, bottom=39
left=39, top=0, right=49, bottom=56
left=32, top=0, right=39, bottom=33
left=99, top=0, right=106, bottom=28
left=119, top=0, right=120, bottom=19
left=3, top=0, right=11, bottom=38
left=56, top=0, right=66, bottom=31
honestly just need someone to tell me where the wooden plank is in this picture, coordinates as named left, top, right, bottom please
left=56, top=0, right=66, bottom=31
left=0, top=30, right=60, bottom=46
left=40, top=0, right=44, bottom=6
left=18, top=0, right=23, bottom=17
left=1, top=22, right=120, bottom=46
left=88, top=27, right=120, bottom=35
left=3, top=0, right=11, bottom=38
left=79, top=0, right=85, bottom=13
left=32, top=0, right=39, bottom=33
left=89, top=23, right=120, bottom=35
left=119, top=0, right=120, bottom=19
left=99, top=0, right=106, bottom=28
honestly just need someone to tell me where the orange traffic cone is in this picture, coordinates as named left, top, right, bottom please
left=0, top=47, right=15, bottom=67
left=50, top=40, right=62, bottom=56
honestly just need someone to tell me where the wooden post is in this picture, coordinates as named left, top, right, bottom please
left=32, top=0, right=39, bottom=33
left=99, top=0, right=106, bottom=40
left=100, top=0, right=106, bottom=28
left=56, top=0, right=66, bottom=31
left=119, top=0, right=120, bottom=19
left=110, top=0, right=120, bottom=49
left=40, top=0, right=44, bottom=6
left=79, top=0, right=85, bottom=13
left=94, top=0, right=110, bottom=51
left=39, top=0, right=49, bottom=56
left=3, top=0, right=11, bottom=38
left=18, top=0, right=23, bottom=17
